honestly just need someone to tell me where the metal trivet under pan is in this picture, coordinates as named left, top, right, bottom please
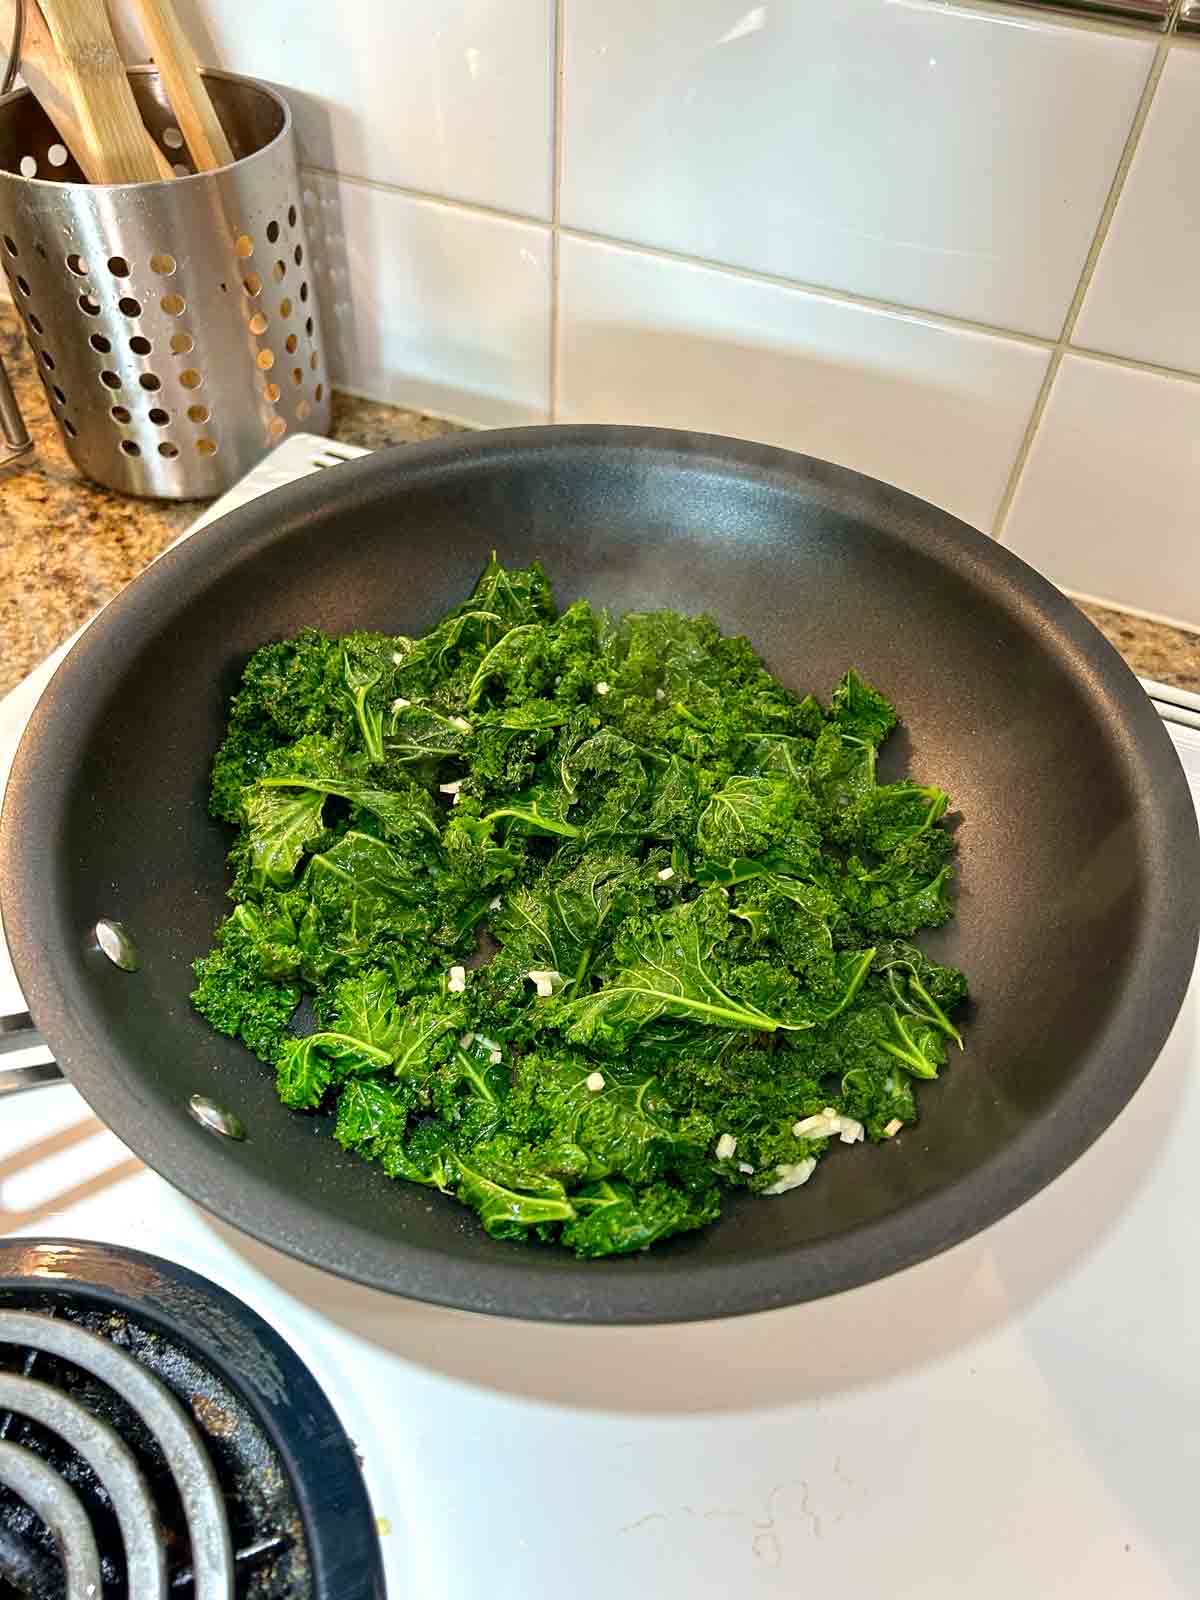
left=0, top=1238, right=384, bottom=1599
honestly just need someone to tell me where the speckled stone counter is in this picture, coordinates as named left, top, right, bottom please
left=1075, top=600, right=1199, bottom=695
left=1, top=302, right=1196, bottom=698
left=0, top=304, right=460, bottom=695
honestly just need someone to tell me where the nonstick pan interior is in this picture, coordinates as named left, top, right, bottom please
left=2, top=427, right=1196, bottom=1322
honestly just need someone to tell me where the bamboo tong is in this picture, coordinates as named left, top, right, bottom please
left=0, top=0, right=233, bottom=183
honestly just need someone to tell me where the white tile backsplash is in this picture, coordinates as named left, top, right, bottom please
left=558, top=234, right=1049, bottom=531
left=1073, top=42, right=1200, bottom=373
left=173, top=0, right=555, bottom=217
left=561, top=0, right=1153, bottom=338
left=1004, top=356, right=1200, bottom=629
left=57, top=0, right=1198, bottom=623
left=308, top=173, right=551, bottom=426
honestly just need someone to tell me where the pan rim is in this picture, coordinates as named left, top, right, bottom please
left=3, top=424, right=1197, bottom=1323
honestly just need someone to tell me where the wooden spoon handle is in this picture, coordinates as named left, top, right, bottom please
left=126, top=0, right=233, bottom=171
left=34, top=0, right=163, bottom=183
left=0, top=0, right=96, bottom=178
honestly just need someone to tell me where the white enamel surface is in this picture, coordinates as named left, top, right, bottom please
left=307, top=172, right=552, bottom=426
left=1074, top=42, right=1200, bottom=373
left=558, top=234, right=1048, bottom=529
left=169, top=0, right=556, bottom=217
left=561, top=0, right=1153, bottom=337
left=1004, top=355, right=1200, bottom=628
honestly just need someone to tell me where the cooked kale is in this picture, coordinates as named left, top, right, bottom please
left=193, top=557, right=969, bottom=1256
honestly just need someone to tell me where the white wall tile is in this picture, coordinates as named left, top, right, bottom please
left=169, top=0, right=555, bottom=218
left=1005, top=356, right=1200, bottom=628
left=1074, top=42, right=1200, bottom=374
left=562, top=0, right=1152, bottom=338
left=308, top=173, right=551, bottom=426
left=557, top=235, right=1049, bottom=531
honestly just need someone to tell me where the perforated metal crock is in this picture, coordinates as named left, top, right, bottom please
left=0, top=67, right=330, bottom=497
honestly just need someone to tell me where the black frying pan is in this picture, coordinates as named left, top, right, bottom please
left=2, top=427, right=1196, bottom=1323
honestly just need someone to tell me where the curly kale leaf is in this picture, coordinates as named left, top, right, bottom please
left=220, top=900, right=304, bottom=982
left=508, top=1053, right=715, bottom=1187
left=275, top=968, right=405, bottom=1108
left=334, top=1077, right=407, bottom=1151
left=592, top=610, right=818, bottom=777
left=462, top=709, right=564, bottom=799
left=292, top=832, right=440, bottom=986
left=390, top=1000, right=463, bottom=1082
left=279, top=971, right=462, bottom=1110
left=334, top=1085, right=458, bottom=1189
left=307, top=831, right=430, bottom=912
left=209, top=633, right=346, bottom=824
left=558, top=891, right=781, bottom=1044
left=326, top=967, right=408, bottom=1055
left=489, top=851, right=645, bottom=994
left=482, top=787, right=581, bottom=840
left=466, top=624, right=546, bottom=709
left=196, top=559, right=970, bottom=1257
left=830, top=780, right=950, bottom=853
left=454, top=553, right=557, bottom=628
left=809, top=725, right=877, bottom=815
left=383, top=704, right=473, bottom=768
left=695, top=775, right=797, bottom=862
left=276, top=1030, right=393, bottom=1109
left=191, top=912, right=300, bottom=1064
left=740, top=733, right=814, bottom=782
left=829, top=668, right=897, bottom=747
left=559, top=727, right=655, bottom=837
left=873, top=941, right=967, bottom=1046
left=257, top=776, right=441, bottom=854
left=412, top=609, right=507, bottom=680
left=732, top=877, right=844, bottom=995
left=559, top=890, right=872, bottom=1048
left=240, top=785, right=328, bottom=892
left=440, top=812, right=525, bottom=904
left=841, top=842, right=956, bottom=938
left=342, top=639, right=392, bottom=764
left=454, top=1158, right=579, bottom=1241
left=562, top=1180, right=721, bottom=1258
left=383, top=1122, right=459, bottom=1189
left=209, top=717, right=285, bottom=825
left=645, top=755, right=705, bottom=842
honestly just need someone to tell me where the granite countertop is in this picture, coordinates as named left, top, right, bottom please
left=0, top=303, right=1196, bottom=698
left=0, top=305, right=460, bottom=696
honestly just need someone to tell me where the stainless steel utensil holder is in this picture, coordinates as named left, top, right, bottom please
left=0, top=67, right=330, bottom=498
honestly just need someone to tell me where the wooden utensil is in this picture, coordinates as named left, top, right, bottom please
left=0, top=0, right=171, bottom=180
left=0, top=0, right=96, bottom=177
left=126, top=0, right=232, bottom=171
left=33, top=0, right=163, bottom=182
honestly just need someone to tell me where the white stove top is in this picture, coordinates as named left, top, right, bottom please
left=2, top=451, right=1199, bottom=1599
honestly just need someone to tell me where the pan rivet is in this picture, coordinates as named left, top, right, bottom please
left=94, top=919, right=139, bottom=972
left=188, top=1096, right=247, bottom=1141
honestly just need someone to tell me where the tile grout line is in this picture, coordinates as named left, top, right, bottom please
left=1067, top=342, right=1200, bottom=385
left=554, top=225, right=1062, bottom=349
left=299, top=164, right=551, bottom=230
left=306, top=97, right=1200, bottom=382
left=1058, top=6, right=1178, bottom=341
left=991, top=15, right=1177, bottom=539
left=549, top=0, right=567, bottom=421
left=988, top=361, right=1064, bottom=540
left=304, top=9, right=1200, bottom=438
left=300, top=163, right=1062, bottom=352
left=301, top=155, right=1200, bottom=387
